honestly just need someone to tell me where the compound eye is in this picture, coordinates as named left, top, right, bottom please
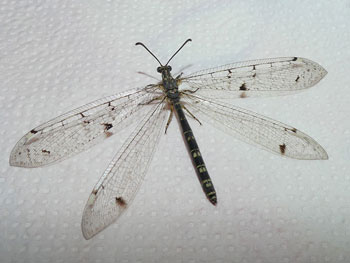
left=168, top=66, right=172, bottom=71
left=157, top=67, right=162, bottom=73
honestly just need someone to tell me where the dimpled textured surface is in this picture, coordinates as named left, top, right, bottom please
left=1, top=0, right=350, bottom=262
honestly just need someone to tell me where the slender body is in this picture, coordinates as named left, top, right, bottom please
left=159, top=65, right=217, bottom=205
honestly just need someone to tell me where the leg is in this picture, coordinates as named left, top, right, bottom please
left=139, top=95, right=164, bottom=105
left=182, top=104, right=202, bottom=125
left=180, top=88, right=199, bottom=94
left=165, top=105, right=174, bottom=134
left=175, top=72, right=183, bottom=80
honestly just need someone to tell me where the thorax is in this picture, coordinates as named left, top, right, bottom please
left=161, top=70, right=180, bottom=102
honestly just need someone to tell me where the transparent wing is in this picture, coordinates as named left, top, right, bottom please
left=81, top=99, right=168, bottom=240
left=10, top=85, right=163, bottom=168
left=182, top=93, right=328, bottom=160
left=180, top=57, right=327, bottom=99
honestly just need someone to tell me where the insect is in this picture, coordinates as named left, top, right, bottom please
left=10, top=39, right=328, bottom=239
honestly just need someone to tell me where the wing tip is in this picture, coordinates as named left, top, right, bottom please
left=295, top=56, right=327, bottom=76
left=302, top=57, right=328, bottom=88
left=81, top=212, right=95, bottom=240
left=305, top=140, right=329, bottom=160
left=318, top=147, right=329, bottom=160
left=9, top=159, right=19, bottom=167
left=9, top=142, right=31, bottom=167
left=81, top=212, right=108, bottom=240
left=81, top=228, right=93, bottom=240
left=319, top=65, right=328, bottom=80
left=9, top=148, right=21, bottom=167
left=9, top=151, right=41, bottom=168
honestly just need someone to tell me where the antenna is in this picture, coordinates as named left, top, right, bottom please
left=135, top=42, right=163, bottom=66
left=165, top=39, right=192, bottom=66
left=135, top=39, right=192, bottom=66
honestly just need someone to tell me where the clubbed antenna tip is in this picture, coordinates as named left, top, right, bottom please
left=135, top=42, right=163, bottom=66
left=135, top=39, right=192, bottom=67
left=165, top=39, right=192, bottom=66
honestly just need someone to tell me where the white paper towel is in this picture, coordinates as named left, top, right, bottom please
left=1, top=0, right=350, bottom=262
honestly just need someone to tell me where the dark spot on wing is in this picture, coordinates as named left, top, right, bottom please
left=103, top=123, right=114, bottom=137
left=227, top=69, right=232, bottom=78
left=279, top=143, right=286, bottom=155
left=116, top=197, right=127, bottom=207
left=284, top=127, right=297, bottom=133
left=292, top=57, right=298, bottom=61
left=92, top=190, right=98, bottom=195
left=83, top=120, right=90, bottom=124
left=295, top=75, right=300, bottom=82
left=252, top=72, right=256, bottom=78
left=239, top=83, right=247, bottom=91
left=30, top=129, right=38, bottom=134
left=41, top=149, right=50, bottom=154
left=80, top=113, right=86, bottom=118
left=253, top=65, right=256, bottom=70
left=103, top=123, right=113, bottom=130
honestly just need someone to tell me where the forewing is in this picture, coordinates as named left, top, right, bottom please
left=81, top=100, right=167, bottom=240
left=10, top=86, right=163, bottom=168
left=182, top=93, right=328, bottom=160
left=180, top=57, right=327, bottom=99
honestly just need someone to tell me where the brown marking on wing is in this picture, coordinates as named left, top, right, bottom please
left=103, top=123, right=113, bottom=130
left=284, top=127, right=297, bottom=133
left=105, top=131, right=113, bottom=138
left=279, top=143, right=286, bottom=155
left=103, top=123, right=114, bottom=137
left=239, top=83, right=247, bottom=91
left=116, top=197, right=127, bottom=207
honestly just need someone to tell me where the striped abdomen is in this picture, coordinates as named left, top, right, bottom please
left=173, top=101, right=217, bottom=205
